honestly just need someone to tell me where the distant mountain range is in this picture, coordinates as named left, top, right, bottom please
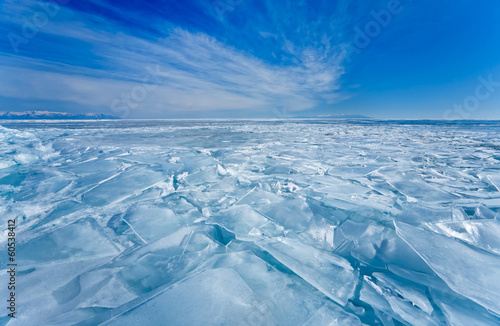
left=0, top=111, right=371, bottom=120
left=315, top=114, right=372, bottom=119
left=0, top=111, right=119, bottom=120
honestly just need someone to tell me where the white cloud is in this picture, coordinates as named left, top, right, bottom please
left=0, top=0, right=347, bottom=117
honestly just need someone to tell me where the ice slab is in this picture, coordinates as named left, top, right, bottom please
left=257, top=237, right=357, bottom=306
left=484, top=173, right=500, bottom=192
left=396, top=205, right=457, bottom=225
left=7, top=218, right=119, bottom=267
left=334, top=220, right=433, bottom=273
left=122, top=203, right=184, bottom=242
left=372, top=272, right=433, bottom=315
left=81, top=167, right=165, bottom=206
left=257, top=197, right=313, bottom=231
left=302, top=302, right=362, bottom=326
left=2, top=120, right=500, bottom=324
left=428, top=219, right=500, bottom=255
left=473, top=205, right=497, bottom=219
left=234, top=186, right=284, bottom=206
left=113, top=225, right=224, bottom=294
left=429, top=287, right=500, bottom=326
left=395, top=221, right=500, bottom=315
left=103, top=268, right=275, bottom=326
left=206, top=204, right=271, bottom=237
left=193, top=250, right=359, bottom=325
left=0, top=257, right=112, bottom=325
left=77, top=272, right=137, bottom=309
left=363, top=275, right=438, bottom=326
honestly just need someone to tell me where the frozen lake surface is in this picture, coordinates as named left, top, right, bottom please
left=1, top=119, right=500, bottom=325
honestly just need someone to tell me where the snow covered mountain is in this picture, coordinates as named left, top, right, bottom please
left=0, top=111, right=118, bottom=119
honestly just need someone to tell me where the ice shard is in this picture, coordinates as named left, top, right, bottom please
left=103, top=269, right=275, bottom=326
left=2, top=120, right=500, bottom=324
left=395, top=221, right=500, bottom=315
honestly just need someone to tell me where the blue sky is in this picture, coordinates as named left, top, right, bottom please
left=1, top=0, right=500, bottom=119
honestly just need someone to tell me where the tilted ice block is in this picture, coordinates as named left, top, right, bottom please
left=305, top=197, right=350, bottom=225
left=117, top=152, right=182, bottom=172
left=302, top=302, right=362, bottom=326
left=117, top=250, right=220, bottom=294
left=46, top=267, right=138, bottom=324
left=335, top=220, right=433, bottom=273
left=429, top=287, right=500, bottom=326
left=473, top=205, right=497, bottom=219
left=50, top=226, right=222, bottom=318
left=395, top=221, right=500, bottom=315
left=13, top=152, right=39, bottom=165
left=184, top=165, right=222, bottom=185
left=390, top=174, right=459, bottom=203
left=207, top=204, right=273, bottom=238
left=77, top=271, right=137, bottom=309
left=9, top=217, right=119, bottom=267
left=180, top=154, right=218, bottom=172
left=387, top=264, right=449, bottom=292
left=372, top=272, right=433, bottom=315
left=262, top=164, right=297, bottom=175
left=258, top=197, right=313, bottom=231
left=297, top=216, right=335, bottom=251
left=81, top=167, right=165, bottom=206
left=308, top=175, right=383, bottom=208
left=235, top=186, right=284, bottom=206
left=31, top=199, right=84, bottom=229
left=135, top=225, right=222, bottom=256
left=62, top=156, right=121, bottom=176
left=359, top=277, right=395, bottom=322
left=484, top=173, right=500, bottom=192
left=0, top=257, right=112, bottom=325
left=0, top=160, right=15, bottom=170
left=396, top=204, right=457, bottom=225
left=122, top=203, right=184, bottom=242
left=25, top=170, right=73, bottom=200
left=257, top=237, right=357, bottom=306
left=115, top=225, right=224, bottom=294
left=103, top=268, right=275, bottom=326
left=334, top=220, right=372, bottom=244
left=196, top=250, right=363, bottom=325
left=0, top=171, right=26, bottom=187
left=164, top=195, right=203, bottom=224
left=427, top=219, right=500, bottom=256
left=451, top=207, right=469, bottom=221
left=363, top=276, right=438, bottom=326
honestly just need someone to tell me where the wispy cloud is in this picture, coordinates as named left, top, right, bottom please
left=0, top=0, right=349, bottom=117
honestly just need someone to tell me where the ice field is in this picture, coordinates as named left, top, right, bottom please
left=1, top=119, right=500, bottom=325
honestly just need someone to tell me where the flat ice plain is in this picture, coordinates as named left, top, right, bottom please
left=1, top=119, right=499, bottom=325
